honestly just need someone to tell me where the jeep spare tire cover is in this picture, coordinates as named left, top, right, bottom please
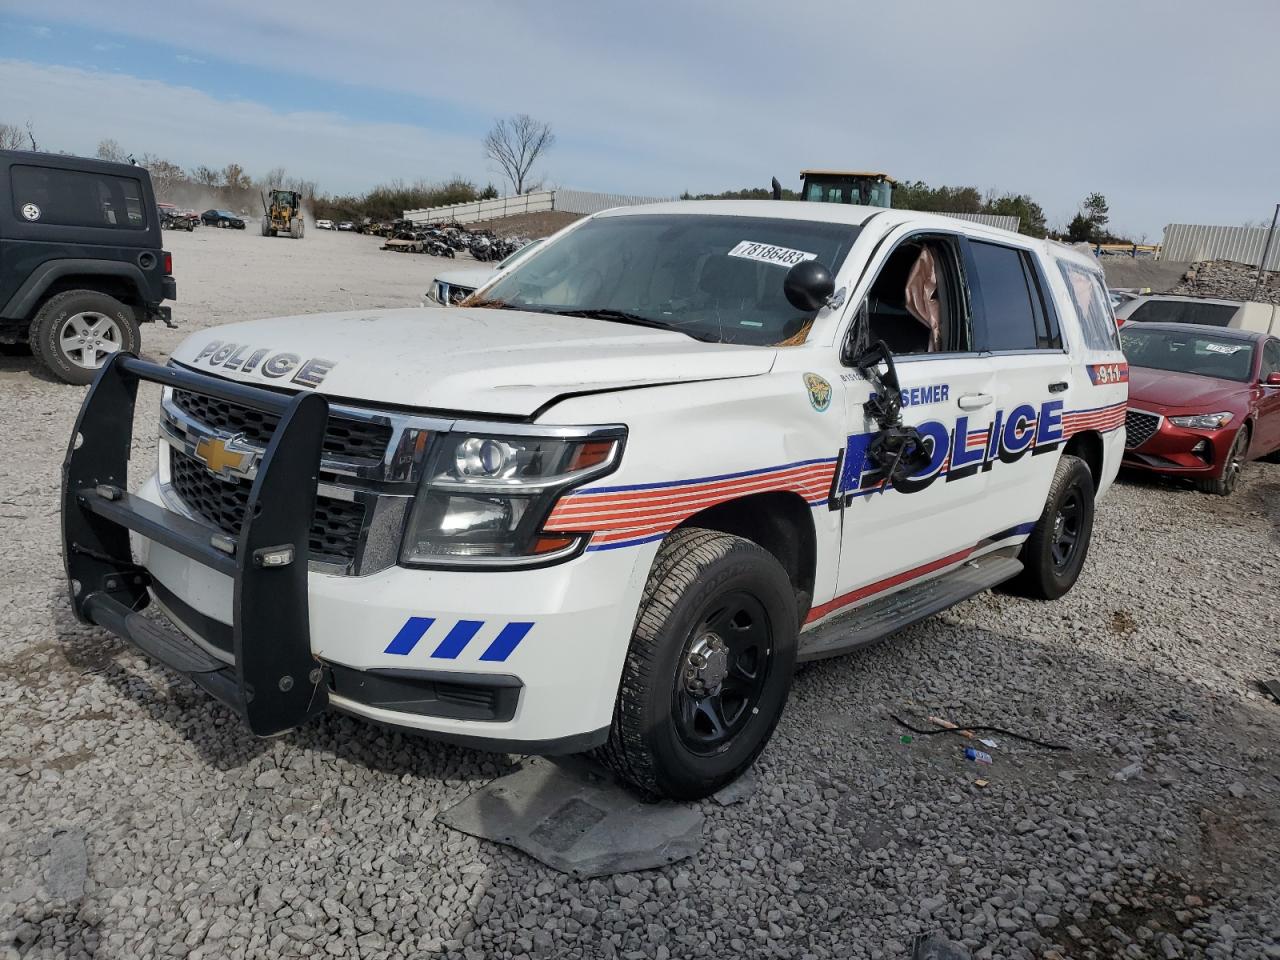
left=21, top=203, right=40, bottom=221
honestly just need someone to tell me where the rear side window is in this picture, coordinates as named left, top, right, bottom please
left=10, top=164, right=147, bottom=230
left=1262, top=339, right=1280, bottom=378
left=1057, top=260, right=1121, bottom=351
left=1126, top=299, right=1237, bottom=327
left=969, top=240, right=1058, bottom=351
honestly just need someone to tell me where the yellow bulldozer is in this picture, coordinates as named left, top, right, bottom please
left=261, top=188, right=305, bottom=238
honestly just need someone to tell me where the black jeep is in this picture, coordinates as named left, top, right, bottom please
left=0, top=150, right=176, bottom=384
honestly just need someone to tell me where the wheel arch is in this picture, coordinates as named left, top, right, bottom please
left=1063, top=430, right=1104, bottom=490
left=674, top=491, right=817, bottom=623
left=4, top=261, right=148, bottom=322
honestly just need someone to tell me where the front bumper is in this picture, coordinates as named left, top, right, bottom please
left=62, top=355, right=646, bottom=751
left=1121, top=411, right=1230, bottom=476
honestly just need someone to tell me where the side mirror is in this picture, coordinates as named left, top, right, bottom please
left=1266, top=372, right=1280, bottom=386
left=783, top=260, right=835, bottom=312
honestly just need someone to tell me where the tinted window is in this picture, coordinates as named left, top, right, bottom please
left=1126, top=300, right=1238, bottom=327
left=1120, top=327, right=1255, bottom=382
left=10, top=164, right=147, bottom=230
left=970, top=240, right=1039, bottom=351
left=1131, top=300, right=1239, bottom=327
left=1058, top=260, right=1121, bottom=351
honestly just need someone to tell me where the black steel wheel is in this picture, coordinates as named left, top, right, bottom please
left=672, top=591, right=774, bottom=757
left=1006, top=454, right=1095, bottom=600
left=596, top=527, right=798, bottom=799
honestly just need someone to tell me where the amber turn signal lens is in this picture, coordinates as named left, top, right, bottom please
left=568, top=440, right=616, bottom=472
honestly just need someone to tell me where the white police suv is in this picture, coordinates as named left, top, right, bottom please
left=62, top=201, right=1127, bottom=799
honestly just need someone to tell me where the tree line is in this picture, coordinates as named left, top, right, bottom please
left=684, top=177, right=1131, bottom=243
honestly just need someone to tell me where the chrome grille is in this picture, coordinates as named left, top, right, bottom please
left=1125, top=409, right=1160, bottom=449
left=172, top=388, right=392, bottom=462
left=169, top=449, right=365, bottom=563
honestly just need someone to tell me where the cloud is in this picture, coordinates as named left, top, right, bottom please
left=27, top=24, right=51, bottom=37
left=92, top=41, right=122, bottom=52
left=0, top=59, right=482, bottom=195
left=7, top=0, right=1280, bottom=235
left=174, top=53, right=204, bottom=64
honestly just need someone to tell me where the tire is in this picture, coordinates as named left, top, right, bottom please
left=1006, top=454, right=1095, bottom=600
left=29, top=290, right=140, bottom=385
left=595, top=527, right=798, bottom=800
left=261, top=216, right=271, bottom=237
left=1196, top=427, right=1249, bottom=496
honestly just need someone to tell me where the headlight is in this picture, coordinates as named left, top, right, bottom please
left=400, top=428, right=624, bottom=567
left=1168, top=412, right=1233, bottom=429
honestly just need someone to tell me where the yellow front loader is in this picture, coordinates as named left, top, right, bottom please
left=261, top=189, right=305, bottom=238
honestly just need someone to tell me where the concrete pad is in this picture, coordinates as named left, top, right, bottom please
left=437, top=757, right=703, bottom=877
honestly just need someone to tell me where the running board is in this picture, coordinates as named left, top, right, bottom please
left=798, top=553, right=1023, bottom=662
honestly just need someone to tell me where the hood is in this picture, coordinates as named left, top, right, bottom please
left=435, top=267, right=496, bottom=288
left=171, top=307, right=776, bottom=417
left=1127, top=366, right=1248, bottom=413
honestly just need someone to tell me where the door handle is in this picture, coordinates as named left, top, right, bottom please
left=957, top=393, right=993, bottom=410
left=1048, top=381, right=1069, bottom=393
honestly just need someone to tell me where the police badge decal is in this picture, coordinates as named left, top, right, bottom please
left=803, top=373, right=832, bottom=412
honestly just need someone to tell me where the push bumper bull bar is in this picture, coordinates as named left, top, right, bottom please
left=61, top=352, right=329, bottom=736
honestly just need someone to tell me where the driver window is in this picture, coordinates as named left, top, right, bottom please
left=863, top=236, right=965, bottom=355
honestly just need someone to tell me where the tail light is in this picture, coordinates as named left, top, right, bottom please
left=163, top=252, right=173, bottom=275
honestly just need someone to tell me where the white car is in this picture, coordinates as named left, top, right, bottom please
left=428, top=239, right=543, bottom=306
left=315, top=219, right=335, bottom=231
left=1115, top=293, right=1280, bottom=334
left=62, top=201, right=1127, bottom=799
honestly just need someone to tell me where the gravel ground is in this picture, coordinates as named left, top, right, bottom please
left=3, top=228, right=1280, bottom=959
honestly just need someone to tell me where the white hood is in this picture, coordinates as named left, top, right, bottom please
left=171, top=307, right=776, bottom=417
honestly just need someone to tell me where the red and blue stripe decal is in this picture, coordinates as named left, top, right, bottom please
left=384, top=617, right=533, bottom=662
left=1086, top=362, right=1128, bottom=385
left=546, top=457, right=839, bottom=551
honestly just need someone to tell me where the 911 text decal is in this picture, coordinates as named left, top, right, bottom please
left=191, top=340, right=336, bottom=388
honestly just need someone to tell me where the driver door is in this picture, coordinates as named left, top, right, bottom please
left=815, top=231, right=1000, bottom=624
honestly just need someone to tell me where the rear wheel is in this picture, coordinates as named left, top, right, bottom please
left=1006, top=454, right=1095, bottom=600
left=30, top=290, right=139, bottom=385
left=1196, top=427, right=1248, bottom=496
left=595, top=528, right=798, bottom=799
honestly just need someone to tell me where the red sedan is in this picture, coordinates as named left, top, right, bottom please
left=1120, top=322, right=1280, bottom=495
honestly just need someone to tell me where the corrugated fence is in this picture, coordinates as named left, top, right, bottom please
left=1161, top=223, right=1280, bottom=270
left=405, top=191, right=555, bottom=225
left=552, top=189, right=675, bottom=215
left=934, top=211, right=1020, bottom=232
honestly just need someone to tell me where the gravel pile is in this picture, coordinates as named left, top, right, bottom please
left=1169, top=259, right=1280, bottom=304
left=3, top=230, right=1280, bottom=959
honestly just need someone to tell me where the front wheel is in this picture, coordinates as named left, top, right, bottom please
left=1196, top=427, right=1248, bottom=496
left=1006, top=454, right=1095, bottom=600
left=595, top=528, right=798, bottom=800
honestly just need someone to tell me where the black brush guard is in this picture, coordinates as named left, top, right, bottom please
left=61, top=353, right=329, bottom=736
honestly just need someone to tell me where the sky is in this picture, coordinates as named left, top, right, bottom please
left=1, top=0, right=1277, bottom=239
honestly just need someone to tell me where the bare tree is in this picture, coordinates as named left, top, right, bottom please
left=191, top=165, right=221, bottom=188
left=25, top=119, right=39, bottom=151
left=0, top=122, right=26, bottom=150
left=97, top=138, right=127, bottom=163
left=483, top=114, right=555, bottom=195
left=222, top=163, right=252, bottom=192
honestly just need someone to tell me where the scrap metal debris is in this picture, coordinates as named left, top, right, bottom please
left=438, top=757, right=703, bottom=878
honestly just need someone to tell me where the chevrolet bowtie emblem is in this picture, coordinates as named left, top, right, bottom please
left=194, top=435, right=252, bottom=480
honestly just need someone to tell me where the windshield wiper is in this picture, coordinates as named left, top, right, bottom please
left=536, top=307, right=715, bottom=341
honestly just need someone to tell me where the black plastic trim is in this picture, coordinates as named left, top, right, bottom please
left=327, top=661, right=522, bottom=723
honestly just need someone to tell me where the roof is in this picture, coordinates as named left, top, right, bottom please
left=1127, top=293, right=1245, bottom=307
left=800, top=170, right=898, bottom=185
left=1124, top=321, right=1264, bottom=342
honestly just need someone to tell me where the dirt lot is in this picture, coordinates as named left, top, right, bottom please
left=2, top=227, right=1279, bottom=960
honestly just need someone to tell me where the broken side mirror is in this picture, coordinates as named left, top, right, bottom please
left=783, top=260, right=835, bottom=312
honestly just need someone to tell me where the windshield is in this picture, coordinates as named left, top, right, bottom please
left=1121, top=327, right=1256, bottom=382
left=1127, top=299, right=1237, bottom=326
left=481, top=213, right=860, bottom=345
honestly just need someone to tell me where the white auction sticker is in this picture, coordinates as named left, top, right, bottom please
left=1203, top=342, right=1245, bottom=354
left=727, top=240, right=817, bottom=268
